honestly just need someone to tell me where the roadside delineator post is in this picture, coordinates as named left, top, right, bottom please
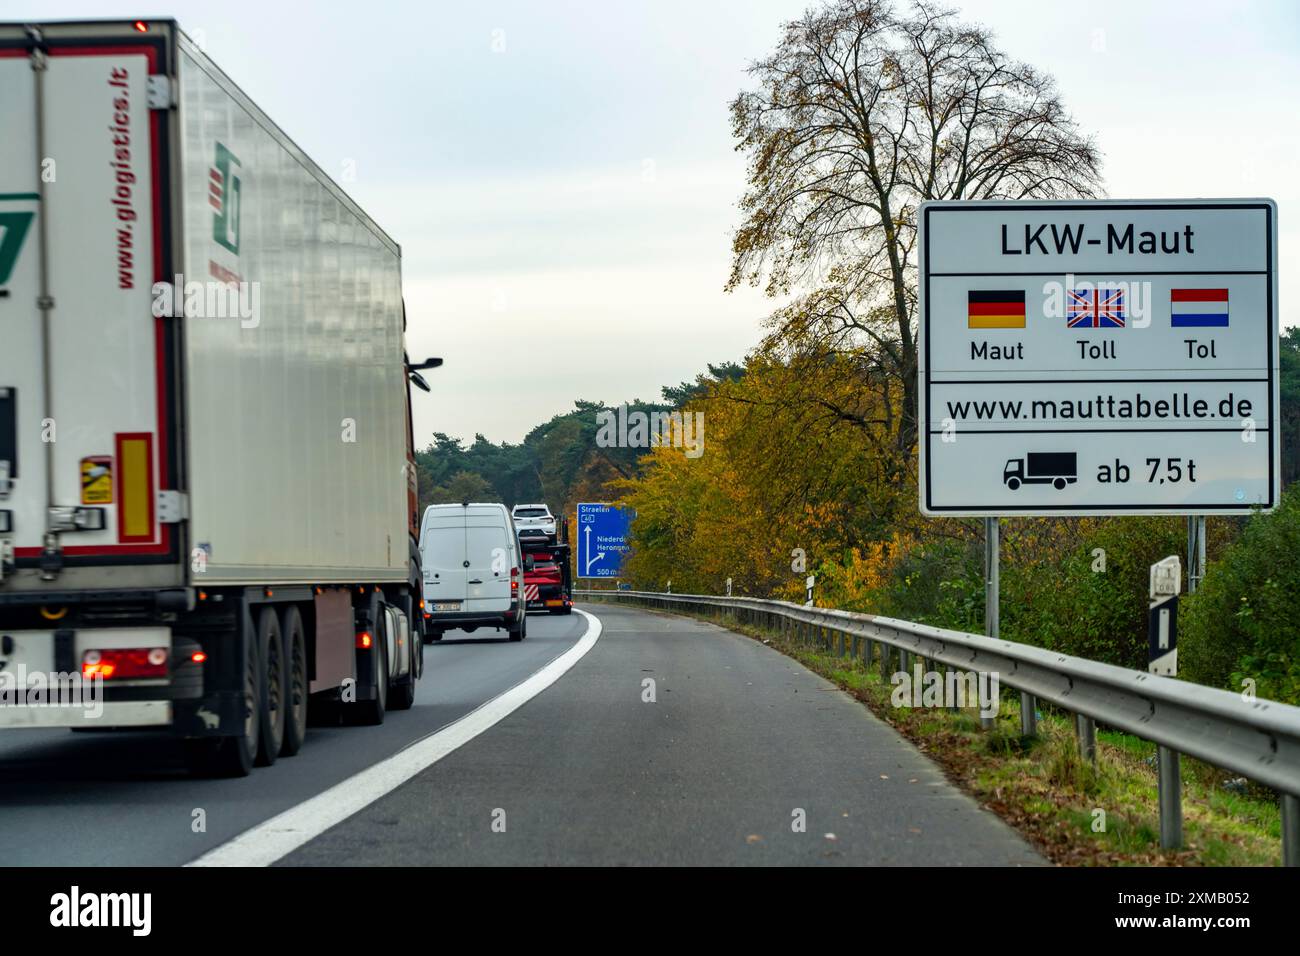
left=1149, top=554, right=1183, bottom=850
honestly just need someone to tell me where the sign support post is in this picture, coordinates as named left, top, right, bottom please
left=982, top=517, right=999, bottom=730
left=1187, top=516, right=1207, bottom=594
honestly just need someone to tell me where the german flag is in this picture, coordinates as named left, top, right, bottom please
left=967, top=290, right=1026, bottom=329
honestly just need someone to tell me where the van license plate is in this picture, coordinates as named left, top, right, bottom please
left=433, top=601, right=461, bottom=612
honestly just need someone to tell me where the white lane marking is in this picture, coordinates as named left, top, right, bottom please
left=187, top=609, right=603, bottom=867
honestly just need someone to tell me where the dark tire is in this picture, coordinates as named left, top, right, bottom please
left=507, top=614, right=524, bottom=642
left=1053, top=477, right=1067, bottom=490
left=185, top=605, right=258, bottom=777
left=424, top=629, right=443, bottom=644
left=280, top=606, right=309, bottom=757
left=184, top=736, right=253, bottom=778
left=255, top=607, right=285, bottom=766
left=1006, top=477, right=1021, bottom=490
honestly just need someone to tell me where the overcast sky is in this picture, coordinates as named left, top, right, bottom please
left=15, top=0, right=1300, bottom=445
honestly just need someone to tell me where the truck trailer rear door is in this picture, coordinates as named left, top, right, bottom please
left=0, top=30, right=177, bottom=574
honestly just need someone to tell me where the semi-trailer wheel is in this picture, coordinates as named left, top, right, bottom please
left=389, top=604, right=418, bottom=712
left=256, top=607, right=286, bottom=766
left=184, top=604, right=259, bottom=777
left=279, top=605, right=309, bottom=756
left=393, top=590, right=423, bottom=680
left=353, top=593, right=388, bottom=726
left=357, top=633, right=387, bottom=724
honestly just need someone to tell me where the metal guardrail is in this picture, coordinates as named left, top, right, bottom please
left=576, top=588, right=1300, bottom=865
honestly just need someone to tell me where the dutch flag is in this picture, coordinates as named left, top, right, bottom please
left=1170, top=288, right=1229, bottom=327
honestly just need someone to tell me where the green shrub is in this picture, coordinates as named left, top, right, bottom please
left=876, top=536, right=983, bottom=631
left=1001, top=517, right=1183, bottom=670
left=1181, top=485, right=1300, bottom=704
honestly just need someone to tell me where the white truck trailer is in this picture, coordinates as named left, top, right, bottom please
left=0, top=19, right=434, bottom=775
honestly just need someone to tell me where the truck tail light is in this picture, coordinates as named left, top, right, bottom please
left=356, top=631, right=373, bottom=649
left=82, top=647, right=168, bottom=680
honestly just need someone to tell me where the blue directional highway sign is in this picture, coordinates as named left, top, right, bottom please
left=575, top=503, right=632, bottom=579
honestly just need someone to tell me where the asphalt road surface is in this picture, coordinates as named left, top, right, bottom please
left=282, top=603, right=1042, bottom=866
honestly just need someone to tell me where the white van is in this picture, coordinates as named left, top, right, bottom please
left=419, top=503, right=528, bottom=642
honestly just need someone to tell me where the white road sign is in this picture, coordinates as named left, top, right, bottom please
left=918, top=199, right=1279, bottom=516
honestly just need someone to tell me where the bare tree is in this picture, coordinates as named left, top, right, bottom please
left=729, top=0, right=1103, bottom=457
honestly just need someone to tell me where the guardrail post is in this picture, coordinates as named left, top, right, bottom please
left=879, top=641, right=890, bottom=680
left=1075, top=714, right=1095, bottom=764
left=864, top=638, right=874, bottom=668
left=1020, top=691, right=1037, bottom=737
left=1283, top=794, right=1300, bottom=867
left=1158, top=746, right=1182, bottom=850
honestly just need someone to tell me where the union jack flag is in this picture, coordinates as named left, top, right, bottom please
left=1067, top=287, right=1125, bottom=328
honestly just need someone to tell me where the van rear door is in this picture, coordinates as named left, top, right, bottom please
left=464, top=520, right=510, bottom=613
left=0, top=28, right=177, bottom=579
left=421, top=516, right=468, bottom=609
